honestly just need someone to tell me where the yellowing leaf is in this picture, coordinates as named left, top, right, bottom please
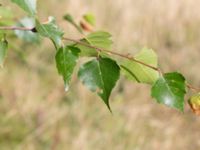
left=188, top=93, right=200, bottom=115
left=83, top=13, right=96, bottom=26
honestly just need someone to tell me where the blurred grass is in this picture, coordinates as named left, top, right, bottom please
left=1, top=0, right=200, bottom=150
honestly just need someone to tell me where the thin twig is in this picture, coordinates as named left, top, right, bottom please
left=0, top=26, right=161, bottom=71
left=0, top=26, right=33, bottom=31
left=0, top=25, right=199, bottom=92
left=186, top=83, right=200, bottom=92
left=62, top=37, right=159, bottom=71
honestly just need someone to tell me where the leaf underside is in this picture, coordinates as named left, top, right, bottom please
left=15, top=17, right=40, bottom=43
left=36, top=17, right=64, bottom=49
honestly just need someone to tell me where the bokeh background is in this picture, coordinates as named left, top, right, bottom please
left=1, top=0, right=200, bottom=149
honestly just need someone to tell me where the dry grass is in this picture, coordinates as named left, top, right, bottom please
left=0, top=0, right=200, bottom=149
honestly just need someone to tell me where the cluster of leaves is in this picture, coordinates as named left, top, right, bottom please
left=0, top=0, right=199, bottom=114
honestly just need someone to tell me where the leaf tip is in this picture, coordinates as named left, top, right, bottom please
left=106, top=103, right=113, bottom=114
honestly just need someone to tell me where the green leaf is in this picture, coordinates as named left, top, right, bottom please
left=36, top=17, right=64, bottom=49
left=63, top=14, right=74, bottom=23
left=151, top=72, right=186, bottom=112
left=121, top=48, right=159, bottom=84
left=15, top=17, right=41, bottom=43
left=78, top=57, right=120, bottom=111
left=0, top=37, right=8, bottom=68
left=11, top=0, right=37, bottom=16
left=0, top=7, right=14, bottom=26
left=76, top=31, right=113, bottom=56
left=56, top=46, right=80, bottom=91
left=63, top=13, right=83, bottom=33
left=83, top=13, right=96, bottom=26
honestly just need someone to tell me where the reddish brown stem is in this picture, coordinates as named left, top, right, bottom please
left=62, top=37, right=159, bottom=71
left=187, top=83, right=200, bottom=92
left=0, top=26, right=33, bottom=31
left=0, top=25, right=199, bottom=92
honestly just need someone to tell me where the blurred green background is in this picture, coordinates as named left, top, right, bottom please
left=1, top=0, right=200, bottom=149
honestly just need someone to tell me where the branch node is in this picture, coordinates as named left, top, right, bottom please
left=31, top=27, right=37, bottom=33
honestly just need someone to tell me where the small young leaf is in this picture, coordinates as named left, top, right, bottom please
left=121, top=48, right=159, bottom=84
left=151, top=72, right=186, bottom=112
left=11, top=0, right=37, bottom=16
left=80, top=13, right=96, bottom=32
left=188, top=93, right=200, bottom=115
left=83, top=13, right=96, bottom=26
left=0, top=38, right=8, bottom=68
left=63, top=14, right=74, bottom=23
left=78, top=57, right=120, bottom=111
left=36, top=17, right=64, bottom=49
left=76, top=31, right=113, bottom=56
left=15, top=17, right=41, bottom=43
left=55, top=46, right=80, bottom=91
left=63, top=13, right=83, bottom=33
